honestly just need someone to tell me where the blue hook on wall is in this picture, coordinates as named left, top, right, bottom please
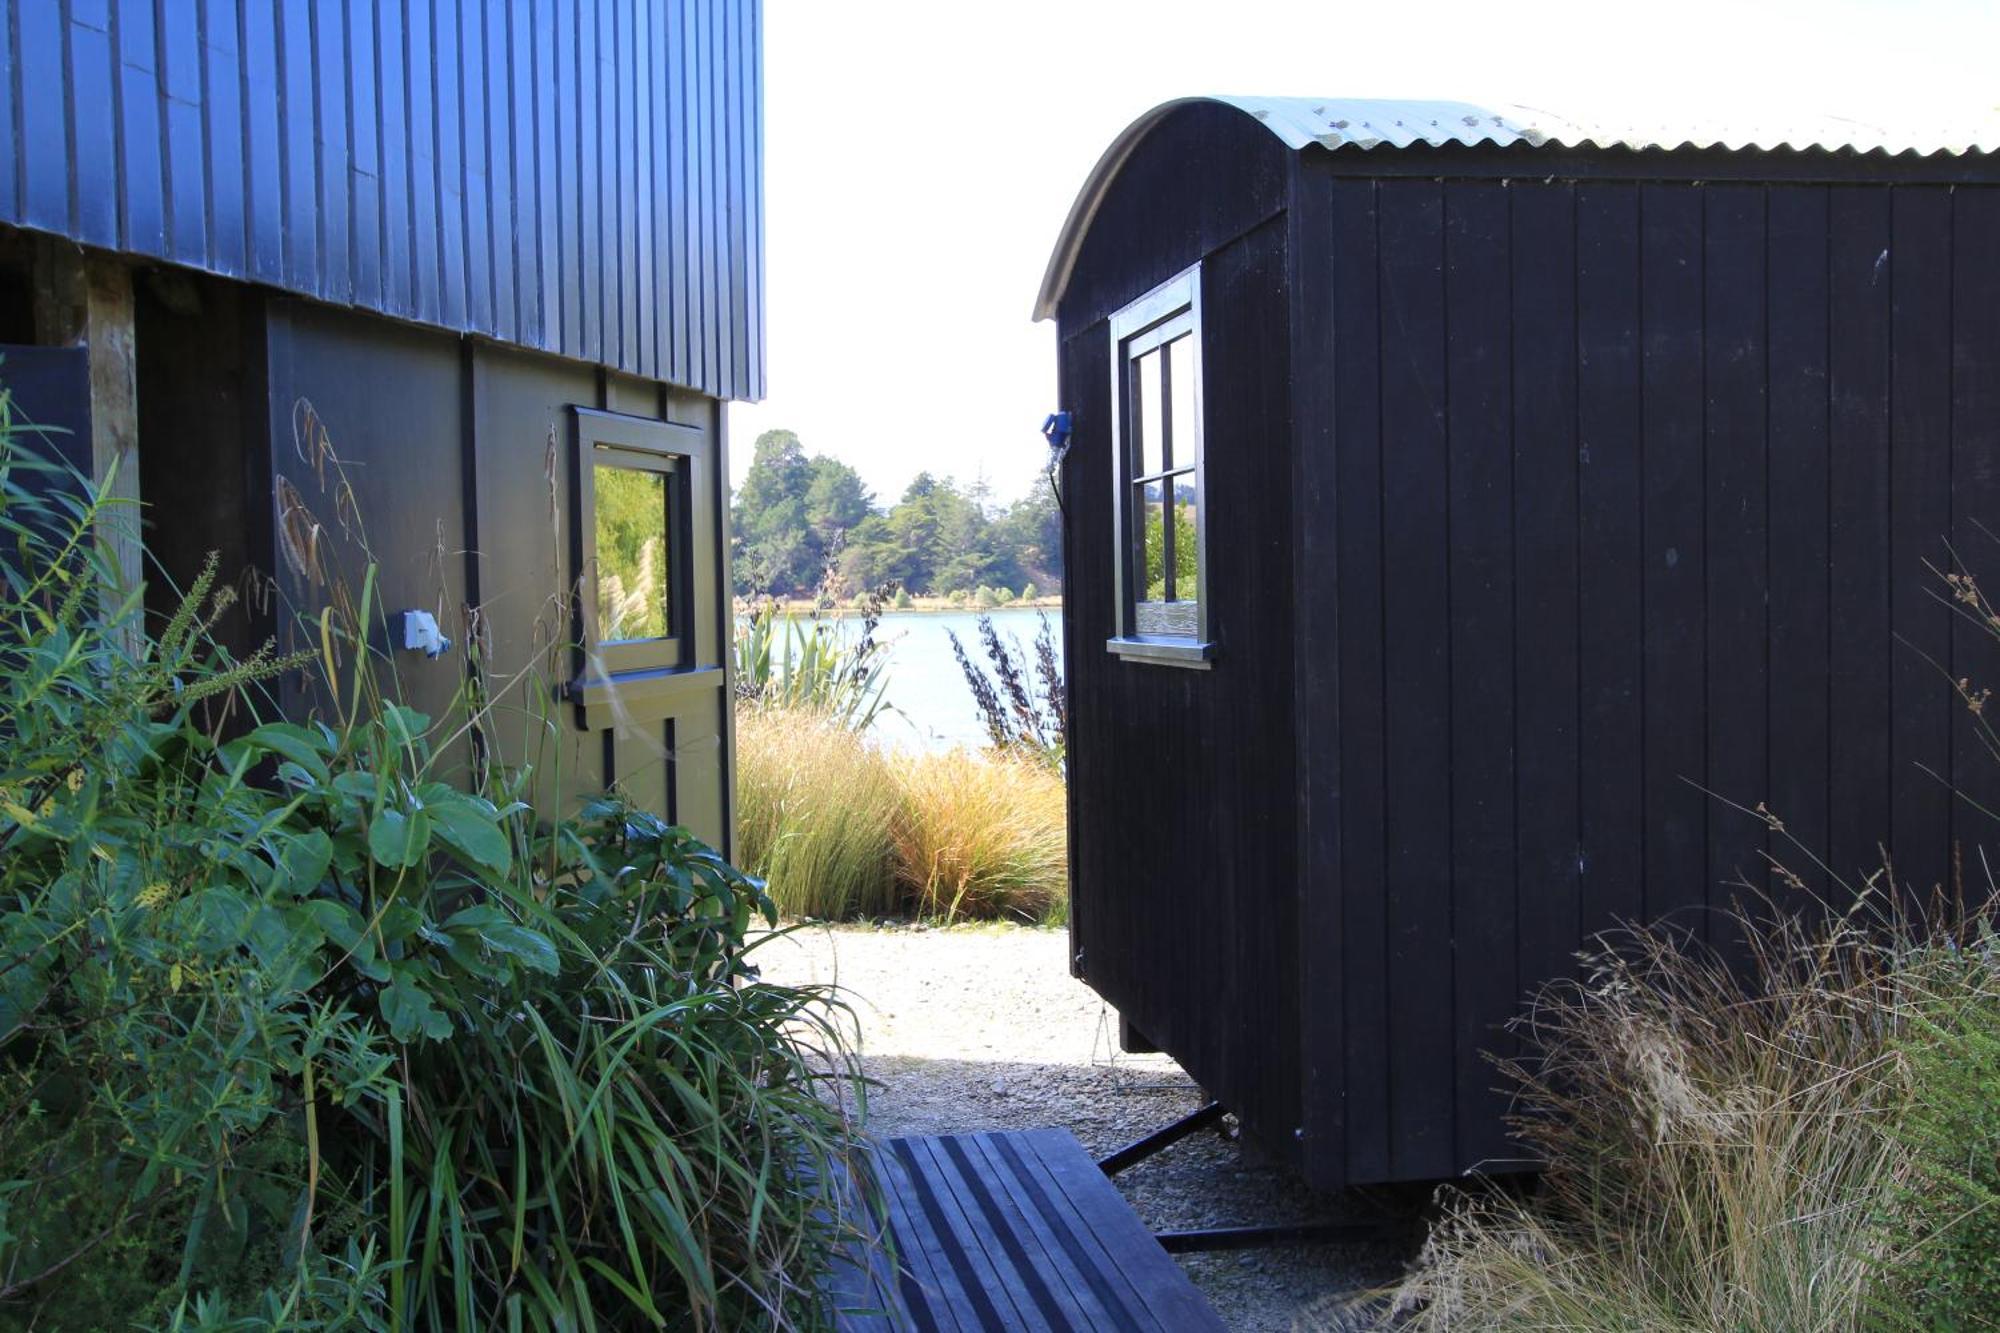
left=1041, top=411, right=1073, bottom=467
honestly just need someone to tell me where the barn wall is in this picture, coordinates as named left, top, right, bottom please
left=1056, top=102, right=1302, bottom=1154
left=1304, top=171, right=2000, bottom=1186
left=0, top=0, right=763, bottom=402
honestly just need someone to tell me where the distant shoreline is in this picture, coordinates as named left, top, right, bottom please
left=735, top=597, right=1063, bottom=618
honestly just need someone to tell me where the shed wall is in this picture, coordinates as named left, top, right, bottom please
left=137, top=294, right=733, bottom=852
left=1056, top=105, right=1303, bottom=1155
left=0, top=0, right=763, bottom=401
left=1301, top=170, right=2000, bottom=1185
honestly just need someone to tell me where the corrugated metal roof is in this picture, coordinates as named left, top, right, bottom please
left=1035, top=95, right=2000, bottom=321
left=1220, top=96, right=2000, bottom=156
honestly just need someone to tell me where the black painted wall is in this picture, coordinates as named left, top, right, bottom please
left=1056, top=104, right=1305, bottom=1160
left=140, top=292, right=735, bottom=853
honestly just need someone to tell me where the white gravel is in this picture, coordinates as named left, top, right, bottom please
left=753, top=922, right=1413, bottom=1331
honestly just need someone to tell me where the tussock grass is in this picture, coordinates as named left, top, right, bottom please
left=735, top=706, right=1069, bottom=923
left=1378, top=894, right=1996, bottom=1332
left=736, top=705, right=903, bottom=919
left=892, top=748, right=1068, bottom=923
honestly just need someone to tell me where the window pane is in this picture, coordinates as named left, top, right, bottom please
left=595, top=463, right=671, bottom=642
left=1167, top=334, right=1195, bottom=468
left=1137, top=480, right=1167, bottom=602
left=1168, top=473, right=1198, bottom=604
left=1135, top=347, right=1166, bottom=476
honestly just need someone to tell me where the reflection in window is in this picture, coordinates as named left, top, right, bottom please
left=594, top=462, right=671, bottom=642
left=1130, top=330, right=1200, bottom=636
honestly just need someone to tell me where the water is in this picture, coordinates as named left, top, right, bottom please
left=863, top=608, right=1064, bottom=753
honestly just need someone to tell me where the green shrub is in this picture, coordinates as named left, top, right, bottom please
left=733, top=602, right=892, bottom=729
left=1877, top=943, right=2000, bottom=1328
left=890, top=587, right=914, bottom=610
left=0, top=406, right=864, bottom=1329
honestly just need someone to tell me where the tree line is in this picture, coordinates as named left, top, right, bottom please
left=731, top=429, right=1062, bottom=601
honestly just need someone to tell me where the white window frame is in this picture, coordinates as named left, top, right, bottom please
left=1107, top=264, right=1214, bottom=667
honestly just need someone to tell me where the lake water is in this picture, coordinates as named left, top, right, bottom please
left=861, top=608, right=1065, bottom=752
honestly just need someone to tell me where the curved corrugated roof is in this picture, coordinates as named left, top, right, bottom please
left=1034, top=95, right=2000, bottom=321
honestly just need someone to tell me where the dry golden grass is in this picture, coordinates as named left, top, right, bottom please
left=1375, top=899, right=1937, bottom=1332
left=889, top=747, right=1069, bottom=924
left=734, top=707, right=1069, bottom=923
left=734, top=705, right=901, bottom=919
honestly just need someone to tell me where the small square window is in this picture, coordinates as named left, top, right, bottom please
left=594, top=461, right=673, bottom=643
left=1108, top=266, right=1212, bottom=667
left=572, top=409, right=691, bottom=679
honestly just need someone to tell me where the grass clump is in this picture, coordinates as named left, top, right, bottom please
left=893, top=749, right=1068, bottom=924
left=1378, top=893, right=2000, bottom=1332
left=736, top=705, right=902, bottom=920
left=734, top=708, right=1068, bottom=924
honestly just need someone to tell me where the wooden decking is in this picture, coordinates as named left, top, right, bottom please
left=828, top=1127, right=1227, bottom=1332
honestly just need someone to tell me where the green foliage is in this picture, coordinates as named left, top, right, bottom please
left=593, top=464, right=670, bottom=640
left=1877, top=941, right=2000, bottom=1329
left=732, top=431, right=875, bottom=598
left=1140, top=497, right=1197, bottom=603
left=733, top=601, right=893, bottom=730
left=0, top=405, right=864, bottom=1329
left=733, top=430, right=1061, bottom=600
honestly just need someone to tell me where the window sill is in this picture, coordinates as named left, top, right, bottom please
left=1106, top=636, right=1215, bottom=669
left=566, top=663, right=726, bottom=729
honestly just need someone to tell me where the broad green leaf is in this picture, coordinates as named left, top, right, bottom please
left=272, top=828, right=334, bottom=897
left=304, top=899, right=390, bottom=981
left=382, top=704, right=431, bottom=742
left=480, top=923, right=560, bottom=976
left=368, top=808, right=432, bottom=869
left=376, top=902, right=423, bottom=943
left=380, top=979, right=453, bottom=1043
left=233, top=722, right=332, bottom=782
left=429, top=798, right=513, bottom=874
left=443, top=904, right=512, bottom=932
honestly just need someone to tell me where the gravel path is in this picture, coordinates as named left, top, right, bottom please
left=753, top=922, right=1413, bottom=1331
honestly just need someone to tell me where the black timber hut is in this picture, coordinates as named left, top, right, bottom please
left=1038, top=96, right=2000, bottom=1189
left=0, top=0, right=761, bottom=853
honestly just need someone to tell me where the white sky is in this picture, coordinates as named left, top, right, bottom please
left=726, top=0, right=2000, bottom=507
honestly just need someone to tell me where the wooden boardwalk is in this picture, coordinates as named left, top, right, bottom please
left=828, top=1127, right=1227, bottom=1331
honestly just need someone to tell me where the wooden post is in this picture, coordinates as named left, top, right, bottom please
left=32, top=240, right=143, bottom=619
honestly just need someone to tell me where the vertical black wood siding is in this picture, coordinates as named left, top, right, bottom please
left=0, top=0, right=762, bottom=402
left=1301, top=171, right=2000, bottom=1186
left=1055, top=105, right=1303, bottom=1157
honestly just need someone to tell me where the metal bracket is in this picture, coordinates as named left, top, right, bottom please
left=1097, top=1101, right=1227, bottom=1177
left=1156, top=1218, right=1416, bottom=1254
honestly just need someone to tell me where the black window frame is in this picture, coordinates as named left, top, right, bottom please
left=1107, top=264, right=1214, bottom=667
left=571, top=407, right=695, bottom=678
